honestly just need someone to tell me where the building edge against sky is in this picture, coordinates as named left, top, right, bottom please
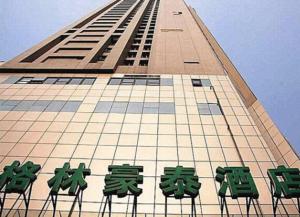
left=188, top=5, right=299, bottom=168
left=0, top=0, right=299, bottom=216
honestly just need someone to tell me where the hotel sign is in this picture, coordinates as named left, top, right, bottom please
left=0, top=163, right=299, bottom=216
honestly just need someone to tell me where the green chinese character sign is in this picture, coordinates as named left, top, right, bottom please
left=268, top=165, right=300, bottom=198
left=0, top=161, right=41, bottom=217
left=160, top=166, right=201, bottom=199
left=0, top=161, right=20, bottom=191
left=159, top=166, right=201, bottom=217
left=0, top=161, right=40, bottom=194
left=102, top=164, right=143, bottom=216
left=216, top=166, right=259, bottom=199
left=47, top=162, right=91, bottom=217
left=48, top=162, right=91, bottom=196
left=268, top=165, right=300, bottom=214
left=103, top=164, right=143, bottom=198
left=215, top=166, right=259, bottom=215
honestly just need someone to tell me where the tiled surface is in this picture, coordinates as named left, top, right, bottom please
left=0, top=100, right=82, bottom=112
left=0, top=74, right=298, bottom=216
left=94, top=101, right=175, bottom=114
left=249, top=101, right=300, bottom=168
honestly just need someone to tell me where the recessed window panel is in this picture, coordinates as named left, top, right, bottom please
left=69, top=78, right=83, bottom=85
left=198, top=103, right=211, bottom=115
left=108, top=75, right=171, bottom=86
left=192, top=79, right=202, bottom=87
left=192, top=79, right=211, bottom=87
left=29, top=77, right=46, bottom=84
left=108, top=78, right=122, bottom=85
left=16, top=77, right=34, bottom=84
left=209, top=103, right=222, bottom=115
left=135, top=79, right=147, bottom=85
left=147, top=78, right=160, bottom=86
left=201, top=79, right=212, bottom=87
left=81, top=78, right=96, bottom=85
left=55, top=78, right=71, bottom=85
left=2, top=76, right=21, bottom=84
left=10, top=76, right=96, bottom=85
left=0, top=100, right=82, bottom=112
left=197, top=103, right=222, bottom=115
left=44, top=78, right=58, bottom=84
left=121, top=78, right=135, bottom=85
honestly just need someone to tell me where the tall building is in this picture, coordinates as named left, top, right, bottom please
left=0, top=0, right=299, bottom=216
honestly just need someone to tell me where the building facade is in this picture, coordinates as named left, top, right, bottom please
left=0, top=0, right=299, bottom=216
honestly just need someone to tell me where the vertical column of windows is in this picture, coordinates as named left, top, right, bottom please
left=95, top=0, right=145, bottom=62
left=139, top=0, right=159, bottom=66
left=122, top=0, right=159, bottom=66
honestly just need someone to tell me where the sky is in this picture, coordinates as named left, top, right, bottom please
left=0, top=0, right=299, bottom=153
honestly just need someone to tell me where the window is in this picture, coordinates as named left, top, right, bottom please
left=55, top=78, right=71, bottom=85
left=108, top=75, right=173, bottom=86
left=172, top=11, right=182, bottom=15
left=197, top=103, right=222, bottom=115
left=15, top=77, right=96, bottom=85
left=81, top=78, right=96, bottom=85
left=15, top=77, right=34, bottom=84
left=184, top=60, right=199, bottom=64
left=139, top=60, right=149, bottom=66
left=191, top=79, right=201, bottom=87
left=192, top=79, right=212, bottom=87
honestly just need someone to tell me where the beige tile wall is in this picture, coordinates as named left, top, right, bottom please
left=0, top=73, right=298, bottom=216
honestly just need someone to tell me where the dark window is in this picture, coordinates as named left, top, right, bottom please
left=16, top=77, right=34, bottom=84
left=139, top=59, right=149, bottom=66
left=107, top=75, right=165, bottom=86
left=173, top=11, right=182, bottom=15
left=191, top=79, right=202, bottom=87
left=184, top=60, right=199, bottom=64
left=29, top=77, right=46, bottom=84
left=192, top=79, right=211, bottom=87
left=14, top=77, right=96, bottom=85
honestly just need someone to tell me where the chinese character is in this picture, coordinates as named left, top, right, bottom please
left=48, top=163, right=91, bottom=196
left=215, top=166, right=259, bottom=199
left=0, top=161, right=20, bottom=191
left=0, top=161, right=41, bottom=217
left=103, top=164, right=143, bottom=198
left=159, top=166, right=201, bottom=199
left=1, top=161, right=41, bottom=193
left=47, top=162, right=70, bottom=195
left=268, top=165, right=300, bottom=198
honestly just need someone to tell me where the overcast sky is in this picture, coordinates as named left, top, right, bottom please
left=0, top=0, right=299, bottom=153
